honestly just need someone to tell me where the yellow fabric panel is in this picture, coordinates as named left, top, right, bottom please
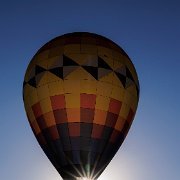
left=93, top=109, right=107, bottom=125
left=50, top=38, right=64, bottom=47
left=113, top=60, right=124, bottom=70
left=67, top=54, right=97, bottom=65
left=95, top=95, right=110, bottom=111
left=81, top=44, right=97, bottom=54
left=64, top=44, right=81, bottom=54
left=66, top=108, right=80, bottom=122
left=126, top=84, right=138, bottom=97
left=24, top=96, right=32, bottom=111
left=23, top=84, right=33, bottom=100
left=24, top=98, right=30, bottom=113
left=46, top=72, right=62, bottom=83
left=48, top=81, right=64, bottom=96
left=28, top=88, right=38, bottom=106
left=125, top=57, right=139, bottom=85
left=64, top=67, right=94, bottom=80
left=110, top=86, right=125, bottom=101
left=99, top=71, right=114, bottom=84
left=123, top=91, right=134, bottom=106
left=44, top=111, right=56, bottom=127
left=119, top=103, right=130, bottom=119
left=24, top=63, right=36, bottom=82
left=65, top=94, right=80, bottom=108
left=112, top=73, right=124, bottom=88
left=114, top=116, right=126, bottom=131
left=81, top=36, right=96, bottom=44
left=98, top=46, right=113, bottom=59
left=64, top=79, right=80, bottom=94
left=36, top=58, right=48, bottom=69
left=49, top=46, right=64, bottom=57
left=40, top=97, right=52, bottom=114
left=31, top=120, right=41, bottom=135
left=47, top=56, right=63, bottom=69
left=80, top=80, right=97, bottom=94
left=96, top=81, right=113, bottom=97
left=130, top=97, right=138, bottom=112
left=27, top=68, right=35, bottom=81
left=37, top=84, right=50, bottom=100
left=99, top=55, right=114, bottom=70
left=35, top=50, right=49, bottom=62
left=36, top=72, right=48, bottom=87
left=112, top=50, right=125, bottom=64
left=26, top=106, right=36, bottom=123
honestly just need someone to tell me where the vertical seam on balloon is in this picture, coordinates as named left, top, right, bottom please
left=94, top=50, right=115, bottom=172
left=62, top=51, right=75, bottom=165
left=90, top=53, right=99, bottom=176
left=46, top=50, right=68, bottom=161
left=33, top=62, right=48, bottom=144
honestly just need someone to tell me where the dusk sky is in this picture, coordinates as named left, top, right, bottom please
left=0, top=1, right=180, bottom=180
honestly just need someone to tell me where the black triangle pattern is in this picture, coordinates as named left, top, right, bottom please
left=98, top=68, right=112, bottom=79
left=49, top=67, right=63, bottom=79
left=125, top=78, right=134, bottom=89
left=126, top=67, right=134, bottom=82
left=63, top=66, right=79, bottom=78
left=28, top=77, right=37, bottom=88
left=24, top=54, right=138, bottom=94
left=98, top=56, right=112, bottom=70
left=35, top=65, right=46, bottom=75
left=114, top=66, right=126, bottom=76
left=115, top=72, right=126, bottom=88
left=63, top=55, right=79, bottom=66
left=82, top=66, right=98, bottom=80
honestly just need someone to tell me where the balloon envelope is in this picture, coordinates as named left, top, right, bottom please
left=23, top=32, right=139, bottom=179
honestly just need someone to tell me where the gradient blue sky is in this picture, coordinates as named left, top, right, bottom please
left=0, top=1, right=180, bottom=180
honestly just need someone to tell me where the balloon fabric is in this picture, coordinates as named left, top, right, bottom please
left=23, top=32, right=139, bottom=179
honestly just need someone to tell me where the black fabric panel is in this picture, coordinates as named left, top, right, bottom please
left=57, top=164, right=82, bottom=180
left=97, top=143, right=113, bottom=167
left=42, top=128, right=52, bottom=141
left=90, top=139, right=100, bottom=152
left=97, top=139, right=107, bottom=153
left=89, top=151, right=100, bottom=166
left=72, top=151, right=81, bottom=164
left=40, top=135, right=124, bottom=179
left=43, top=145, right=60, bottom=168
left=80, top=150, right=90, bottom=165
left=80, top=122, right=92, bottom=138
left=57, top=123, right=71, bottom=151
left=64, top=151, right=73, bottom=162
left=70, top=137, right=80, bottom=151
left=121, top=121, right=130, bottom=136
left=101, top=126, right=113, bottom=140
left=61, top=137, right=71, bottom=151
left=53, top=139, right=68, bottom=166
left=80, top=137, right=91, bottom=151
left=57, top=123, right=69, bottom=137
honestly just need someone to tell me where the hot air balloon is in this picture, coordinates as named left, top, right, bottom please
left=23, top=32, right=139, bottom=180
